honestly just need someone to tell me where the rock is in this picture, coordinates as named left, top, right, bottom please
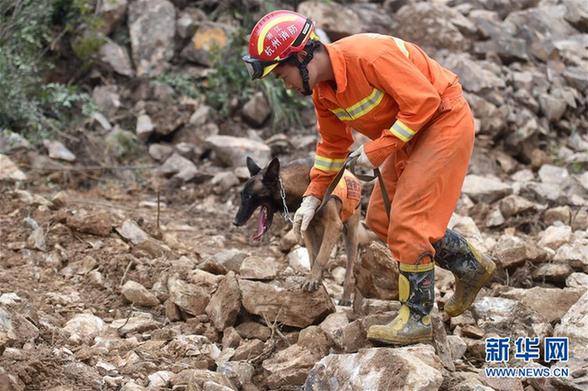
left=538, top=224, right=573, bottom=249
left=573, top=208, right=588, bottom=230
left=564, top=0, right=588, bottom=31
left=205, top=135, right=271, bottom=168
left=121, top=381, right=147, bottom=391
left=211, top=172, right=239, bottom=194
left=0, top=130, right=30, bottom=154
left=65, top=210, right=114, bottom=237
left=239, top=256, right=280, bottom=280
left=190, top=104, right=213, bottom=127
left=92, top=85, right=120, bottom=117
left=319, top=312, right=349, bottom=349
left=287, top=247, right=311, bottom=273
left=211, top=249, right=248, bottom=273
left=562, top=60, right=588, bottom=91
left=567, top=272, right=588, bottom=288
left=262, top=326, right=332, bottom=389
left=217, top=361, right=255, bottom=389
left=0, top=154, right=26, bottom=181
left=148, top=143, right=173, bottom=162
left=97, top=0, right=127, bottom=35
left=164, top=335, right=221, bottom=362
left=354, top=241, right=399, bottom=300
left=121, top=280, right=159, bottom=307
left=117, top=219, right=149, bottom=245
left=232, top=339, right=265, bottom=361
left=462, top=175, right=512, bottom=203
left=43, top=140, right=76, bottom=162
left=539, top=94, right=568, bottom=122
left=447, top=335, right=467, bottom=360
left=553, top=243, right=588, bottom=267
left=393, top=3, right=471, bottom=51
left=176, top=7, right=206, bottom=39
left=183, top=23, right=229, bottom=67
left=474, top=33, right=529, bottom=64
left=532, top=263, right=573, bottom=283
left=135, top=114, right=154, bottom=142
left=471, top=296, right=553, bottom=342
left=304, top=345, right=443, bottom=390
left=485, top=207, right=505, bottom=227
left=499, top=195, right=536, bottom=218
left=241, top=92, right=271, bottom=128
left=23, top=217, right=45, bottom=251
left=203, top=382, right=234, bottom=391
left=109, top=312, right=161, bottom=336
left=443, top=54, right=506, bottom=93
left=175, top=142, right=199, bottom=161
left=235, top=321, right=271, bottom=342
left=298, top=1, right=362, bottom=40
left=168, top=275, right=211, bottom=316
left=239, top=277, right=335, bottom=328
left=492, top=234, right=548, bottom=268
left=158, top=152, right=198, bottom=182
left=539, top=164, right=569, bottom=185
left=222, top=327, right=242, bottom=349
left=544, top=206, right=572, bottom=225
left=63, top=314, right=104, bottom=343
left=522, top=181, right=565, bottom=204
left=128, top=0, right=175, bottom=76
left=499, top=286, right=586, bottom=323
left=554, top=291, right=588, bottom=374
left=171, top=369, right=236, bottom=390
left=206, top=272, right=241, bottom=330
left=99, top=39, right=134, bottom=77
left=148, top=371, right=173, bottom=388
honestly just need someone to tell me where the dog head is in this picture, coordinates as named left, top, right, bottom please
left=233, top=156, right=282, bottom=240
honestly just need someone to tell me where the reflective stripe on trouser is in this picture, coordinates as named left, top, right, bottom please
left=365, top=95, right=474, bottom=265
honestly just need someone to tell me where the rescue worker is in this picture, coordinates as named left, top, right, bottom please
left=242, top=10, right=496, bottom=345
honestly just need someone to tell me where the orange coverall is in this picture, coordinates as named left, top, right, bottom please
left=304, top=33, right=475, bottom=265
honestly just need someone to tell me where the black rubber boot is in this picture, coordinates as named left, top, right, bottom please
left=433, top=229, right=496, bottom=317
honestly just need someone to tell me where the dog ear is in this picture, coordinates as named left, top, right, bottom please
left=246, top=156, right=261, bottom=176
left=262, top=157, right=280, bottom=183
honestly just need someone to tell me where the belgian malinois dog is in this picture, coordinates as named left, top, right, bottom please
left=233, top=156, right=362, bottom=305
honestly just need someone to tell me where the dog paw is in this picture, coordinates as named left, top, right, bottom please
left=301, top=276, right=321, bottom=292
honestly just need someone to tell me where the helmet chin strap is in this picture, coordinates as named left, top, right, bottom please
left=293, top=41, right=319, bottom=96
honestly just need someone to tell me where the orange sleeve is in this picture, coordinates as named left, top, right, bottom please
left=304, top=99, right=354, bottom=199
left=362, top=47, right=441, bottom=167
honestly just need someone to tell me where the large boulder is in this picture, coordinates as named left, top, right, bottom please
left=128, top=0, right=175, bottom=76
left=462, top=175, right=512, bottom=203
left=393, top=3, right=473, bottom=52
left=298, top=1, right=362, bottom=40
left=304, top=345, right=443, bottom=390
left=239, top=277, right=335, bottom=328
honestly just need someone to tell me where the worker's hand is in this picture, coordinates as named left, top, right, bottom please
left=348, top=145, right=374, bottom=171
left=292, top=195, right=321, bottom=240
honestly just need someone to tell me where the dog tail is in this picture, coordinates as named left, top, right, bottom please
left=357, top=220, right=383, bottom=246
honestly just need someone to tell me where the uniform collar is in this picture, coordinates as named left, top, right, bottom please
left=316, top=42, right=348, bottom=100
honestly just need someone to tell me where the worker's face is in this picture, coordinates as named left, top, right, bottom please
left=272, top=53, right=316, bottom=95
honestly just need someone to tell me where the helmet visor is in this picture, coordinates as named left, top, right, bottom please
left=242, top=56, right=281, bottom=80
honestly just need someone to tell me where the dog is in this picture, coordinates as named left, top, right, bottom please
left=233, top=156, right=363, bottom=305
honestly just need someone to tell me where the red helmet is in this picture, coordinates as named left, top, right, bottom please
left=243, top=10, right=316, bottom=80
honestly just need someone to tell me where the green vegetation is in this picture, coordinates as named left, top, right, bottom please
left=0, top=0, right=96, bottom=142
left=156, top=28, right=310, bottom=132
